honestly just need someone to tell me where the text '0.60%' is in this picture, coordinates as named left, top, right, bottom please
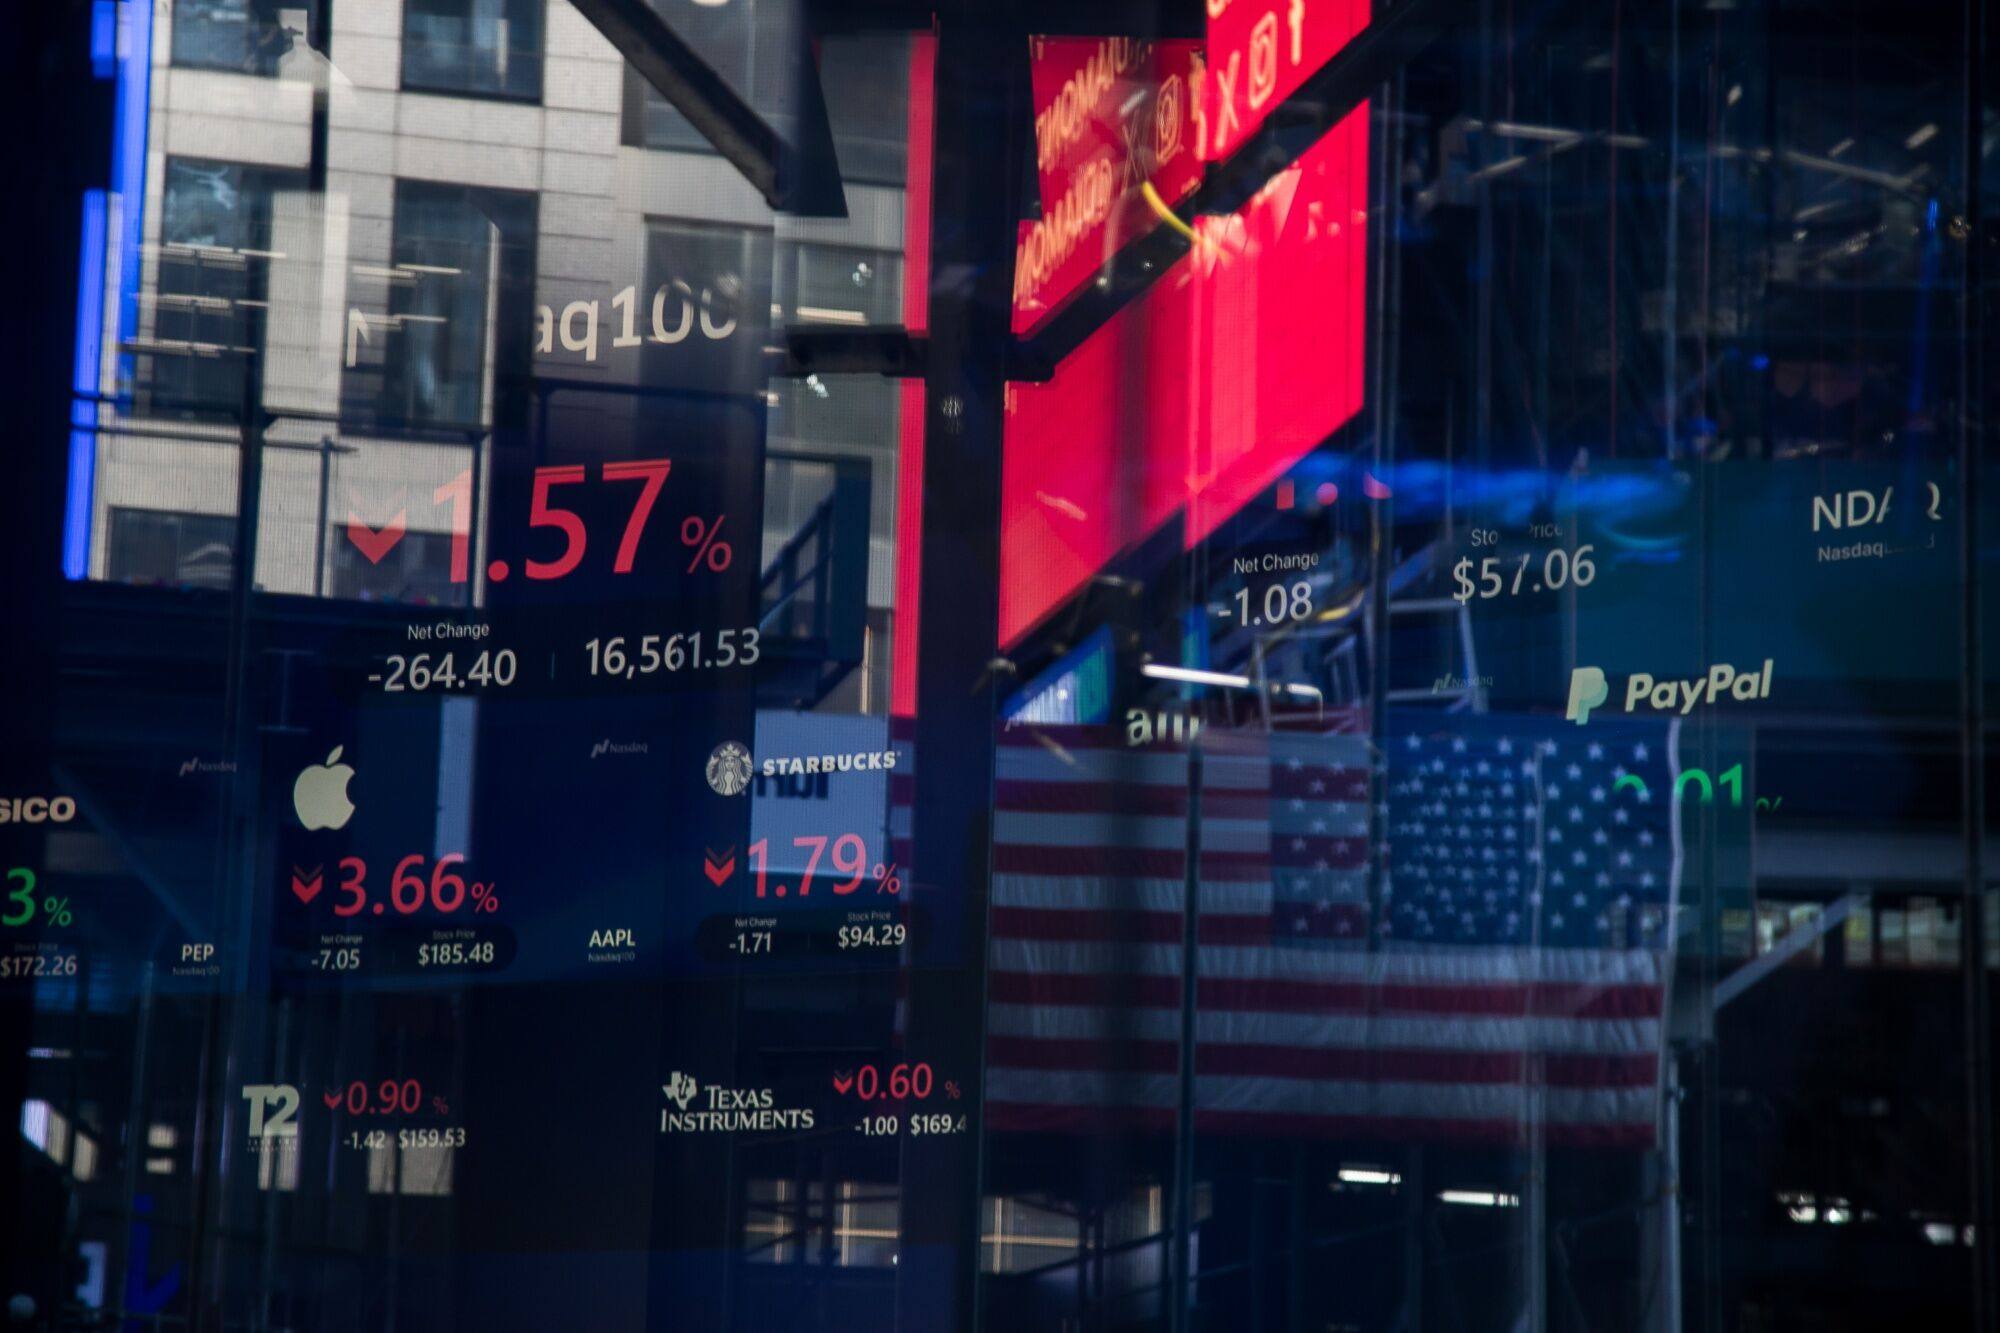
left=584, top=629, right=760, bottom=678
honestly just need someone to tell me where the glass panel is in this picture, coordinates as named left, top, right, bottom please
left=172, top=0, right=307, bottom=76
left=402, top=0, right=545, bottom=100
left=9, top=2, right=1999, bottom=1332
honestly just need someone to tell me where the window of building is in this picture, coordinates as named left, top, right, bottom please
left=622, top=25, right=907, bottom=187
left=170, top=0, right=302, bottom=77
left=142, top=158, right=290, bottom=420
left=326, top=526, right=462, bottom=605
left=105, top=508, right=236, bottom=590
left=639, top=216, right=771, bottom=392
left=356, top=180, right=536, bottom=433
left=401, top=0, right=545, bottom=102
left=784, top=243, right=902, bottom=328
left=768, top=243, right=901, bottom=455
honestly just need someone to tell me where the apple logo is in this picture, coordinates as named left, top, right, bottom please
left=293, top=747, right=356, bottom=831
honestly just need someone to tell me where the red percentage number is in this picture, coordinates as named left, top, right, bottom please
left=328, top=854, right=500, bottom=917
left=745, top=834, right=870, bottom=898
left=833, top=1063, right=934, bottom=1101
left=321, top=1078, right=423, bottom=1115
left=424, top=457, right=675, bottom=584
left=680, top=514, right=733, bottom=572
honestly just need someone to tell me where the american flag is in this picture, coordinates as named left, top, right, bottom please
left=894, top=711, right=1679, bottom=1148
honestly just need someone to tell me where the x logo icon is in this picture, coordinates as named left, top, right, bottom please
left=1213, top=51, right=1244, bottom=152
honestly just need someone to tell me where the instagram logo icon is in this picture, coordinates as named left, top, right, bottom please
left=1248, top=12, right=1279, bottom=109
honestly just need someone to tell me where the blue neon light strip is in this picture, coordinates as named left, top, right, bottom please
left=69, top=0, right=157, bottom=578
left=90, top=0, right=118, bottom=78
left=64, top=192, right=109, bottom=581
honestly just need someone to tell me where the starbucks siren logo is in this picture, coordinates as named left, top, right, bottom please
left=706, top=741, right=753, bottom=796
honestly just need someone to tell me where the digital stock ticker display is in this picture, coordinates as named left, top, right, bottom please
left=3, top=1, right=1996, bottom=1332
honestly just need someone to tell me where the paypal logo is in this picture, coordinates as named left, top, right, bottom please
left=1565, top=667, right=1608, bottom=724
left=1567, top=661, right=1775, bottom=723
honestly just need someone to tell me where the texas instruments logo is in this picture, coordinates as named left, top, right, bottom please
left=659, top=1073, right=814, bottom=1134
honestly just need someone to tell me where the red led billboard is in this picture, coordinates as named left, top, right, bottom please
left=998, top=104, right=1370, bottom=645
left=1013, top=36, right=1204, bottom=333
left=894, top=20, right=1371, bottom=708
left=1202, top=0, right=1371, bottom=160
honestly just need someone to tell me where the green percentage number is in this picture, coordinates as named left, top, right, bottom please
left=2, top=869, right=70, bottom=928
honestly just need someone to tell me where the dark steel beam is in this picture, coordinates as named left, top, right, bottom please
left=780, top=0, right=1451, bottom=378
left=895, top=7, right=1033, bottom=1332
left=567, top=0, right=846, bottom=215
left=778, top=326, right=1053, bottom=382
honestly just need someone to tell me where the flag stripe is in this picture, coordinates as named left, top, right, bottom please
left=987, top=1002, right=1662, bottom=1055
left=983, top=1104, right=1658, bottom=1149
left=910, top=721, right=1676, bottom=1145
left=988, top=937, right=1663, bottom=987
left=985, top=1068, right=1659, bottom=1125
left=987, top=971, right=1665, bottom=1020
left=985, top=1036, right=1661, bottom=1087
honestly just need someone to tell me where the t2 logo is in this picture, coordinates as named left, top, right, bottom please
left=241, top=1083, right=301, bottom=1139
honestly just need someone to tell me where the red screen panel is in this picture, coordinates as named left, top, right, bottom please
left=1202, top=0, right=1371, bottom=160
left=1013, top=37, right=1204, bottom=333
left=1000, top=105, right=1370, bottom=646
